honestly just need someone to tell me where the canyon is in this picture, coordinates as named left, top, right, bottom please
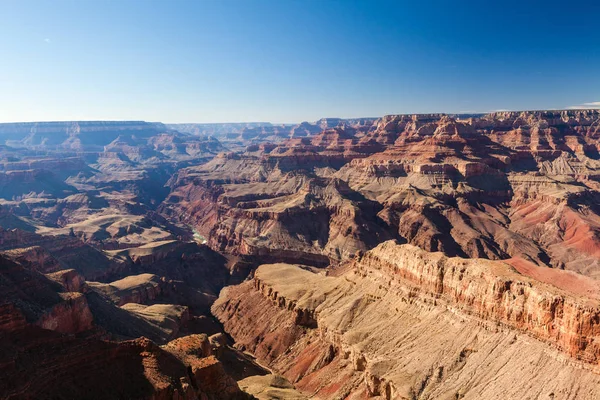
left=1, top=110, right=600, bottom=399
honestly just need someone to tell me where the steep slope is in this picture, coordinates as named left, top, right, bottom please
left=162, top=110, right=600, bottom=276
left=0, top=254, right=93, bottom=333
left=213, top=241, right=600, bottom=399
left=160, top=153, right=394, bottom=265
left=0, top=327, right=251, bottom=400
left=334, top=110, right=600, bottom=276
left=0, top=242, right=254, bottom=399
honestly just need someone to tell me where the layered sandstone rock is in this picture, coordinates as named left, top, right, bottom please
left=238, top=374, right=307, bottom=400
left=163, top=111, right=600, bottom=274
left=168, top=118, right=377, bottom=146
left=0, top=328, right=250, bottom=400
left=88, top=273, right=164, bottom=306
left=46, top=268, right=86, bottom=292
left=213, top=241, right=600, bottom=399
left=2, top=245, right=62, bottom=273
left=0, top=254, right=94, bottom=334
left=332, top=111, right=600, bottom=275
left=85, top=273, right=193, bottom=343
left=0, top=228, right=126, bottom=280
left=161, top=155, right=394, bottom=265
left=0, top=252, right=251, bottom=399
left=2, top=110, right=600, bottom=399
left=104, top=240, right=232, bottom=309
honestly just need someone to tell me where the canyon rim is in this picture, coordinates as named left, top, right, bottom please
left=1, top=0, right=600, bottom=398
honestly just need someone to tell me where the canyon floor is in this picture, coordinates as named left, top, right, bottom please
left=1, top=111, right=600, bottom=399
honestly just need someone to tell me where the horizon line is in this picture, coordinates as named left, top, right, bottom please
left=0, top=108, right=598, bottom=125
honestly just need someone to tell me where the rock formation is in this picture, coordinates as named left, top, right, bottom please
left=160, top=154, right=394, bottom=264
left=2, top=110, right=600, bottom=398
left=213, top=241, right=600, bottom=399
left=0, top=245, right=253, bottom=399
left=162, top=110, right=600, bottom=279
left=168, top=118, right=377, bottom=146
left=0, top=327, right=251, bottom=400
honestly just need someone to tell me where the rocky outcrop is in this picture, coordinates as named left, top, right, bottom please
left=2, top=245, right=62, bottom=273
left=168, top=118, right=377, bottom=145
left=85, top=272, right=195, bottom=343
left=0, top=228, right=127, bottom=280
left=36, top=291, right=93, bottom=333
left=356, top=242, right=600, bottom=363
left=87, top=273, right=164, bottom=306
left=213, top=242, right=600, bottom=399
left=0, top=328, right=250, bottom=400
left=103, top=240, right=232, bottom=310
left=161, top=156, right=395, bottom=265
left=46, top=268, right=86, bottom=292
left=238, top=374, right=306, bottom=399
left=162, top=111, right=600, bottom=275
left=0, top=250, right=251, bottom=399
left=0, top=255, right=94, bottom=334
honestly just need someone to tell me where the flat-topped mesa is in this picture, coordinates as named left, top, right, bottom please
left=0, top=157, right=87, bottom=172
left=87, top=273, right=164, bottom=306
left=252, top=269, right=320, bottom=328
left=0, top=168, right=62, bottom=183
left=106, top=240, right=185, bottom=265
left=377, top=113, right=448, bottom=128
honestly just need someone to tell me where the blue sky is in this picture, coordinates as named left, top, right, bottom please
left=0, top=0, right=598, bottom=123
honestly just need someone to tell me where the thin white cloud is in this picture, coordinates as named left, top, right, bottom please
left=567, top=101, right=600, bottom=109
left=44, top=38, right=51, bottom=43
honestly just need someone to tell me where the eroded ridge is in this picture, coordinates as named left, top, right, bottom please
left=214, top=241, right=600, bottom=399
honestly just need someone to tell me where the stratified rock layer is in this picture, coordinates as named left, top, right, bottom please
left=213, top=241, right=600, bottom=399
left=0, top=328, right=250, bottom=400
left=165, top=110, right=600, bottom=276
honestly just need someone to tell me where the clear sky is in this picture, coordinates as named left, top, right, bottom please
left=0, top=0, right=598, bottom=123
